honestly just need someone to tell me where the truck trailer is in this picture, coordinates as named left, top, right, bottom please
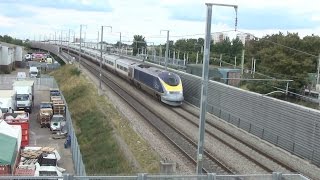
left=13, top=80, right=35, bottom=113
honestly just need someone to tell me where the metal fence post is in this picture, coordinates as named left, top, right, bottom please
left=272, top=172, right=282, bottom=180
left=207, top=173, right=216, bottom=180
left=292, top=142, right=295, bottom=153
left=137, top=173, right=147, bottom=180
left=63, top=174, right=74, bottom=180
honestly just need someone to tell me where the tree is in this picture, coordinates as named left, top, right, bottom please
left=114, top=41, right=121, bottom=48
left=132, top=35, right=146, bottom=56
left=244, top=32, right=315, bottom=94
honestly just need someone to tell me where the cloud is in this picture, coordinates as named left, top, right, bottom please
left=0, top=3, right=35, bottom=18
left=0, top=0, right=112, bottom=12
left=166, top=1, right=320, bottom=30
left=238, top=8, right=317, bottom=29
left=2, top=0, right=320, bottom=45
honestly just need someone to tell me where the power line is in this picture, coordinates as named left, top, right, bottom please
left=146, top=30, right=235, bottom=39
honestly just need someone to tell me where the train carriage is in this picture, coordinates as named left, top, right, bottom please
left=115, top=59, right=137, bottom=79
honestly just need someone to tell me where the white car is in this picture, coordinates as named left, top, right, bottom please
left=25, top=54, right=32, bottom=61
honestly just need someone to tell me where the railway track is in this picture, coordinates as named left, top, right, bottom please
left=67, top=49, right=296, bottom=174
left=172, top=106, right=297, bottom=172
left=69, top=51, right=235, bottom=174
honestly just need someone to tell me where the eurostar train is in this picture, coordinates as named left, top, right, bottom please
left=101, top=57, right=184, bottom=106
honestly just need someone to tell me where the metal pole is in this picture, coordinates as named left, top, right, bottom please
left=119, top=32, right=122, bottom=56
left=165, top=30, right=169, bottom=70
left=219, top=54, right=222, bottom=67
left=241, top=50, right=245, bottom=75
left=196, top=52, right=199, bottom=64
left=79, top=25, right=82, bottom=68
left=234, top=56, right=237, bottom=68
left=196, top=4, right=212, bottom=174
left=100, top=26, right=104, bottom=89
left=286, top=81, right=289, bottom=95
left=196, top=2, right=238, bottom=174
left=251, top=57, right=254, bottom=74
left=60, top=30, right=63, bottom=46
left=68, top=29, right=70, bottom=55
left=317, top=54, right=320, bottom=85
left=160, top=30, right=170, bottom=70
left=97, top=31, right=99, bottom=49
left=253, top=58, right=256, bottom=78
left=153, top=44, right=156, bottom=61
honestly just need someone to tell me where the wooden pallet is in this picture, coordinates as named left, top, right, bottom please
left=22, top=159, right=37, bottom=165
left=40, top=147, right=55, bottom=152
left=20, top=150, right=42, bottom=159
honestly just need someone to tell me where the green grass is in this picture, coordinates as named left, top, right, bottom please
left=50, top=65, right=160, bottom=174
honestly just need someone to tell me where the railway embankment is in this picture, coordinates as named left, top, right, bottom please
left=50, top=65, right=160, bottom=174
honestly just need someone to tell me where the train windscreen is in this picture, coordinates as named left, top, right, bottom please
left=159, top=72, right=180, bottom=86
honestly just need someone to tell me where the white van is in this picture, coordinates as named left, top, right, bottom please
left=29, top=66, right=39, bottom=78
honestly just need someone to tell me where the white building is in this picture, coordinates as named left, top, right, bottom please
left=236, top=33, right=255, bottom=45
left=212, top=33, right=227, bottom=44
left=0, top=42, right=23, bottom=73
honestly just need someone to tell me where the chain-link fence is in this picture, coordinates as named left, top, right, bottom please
left=0, top=172, right=310, bottom=180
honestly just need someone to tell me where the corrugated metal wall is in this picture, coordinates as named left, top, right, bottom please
left=174, top=70, right=320, bottom=166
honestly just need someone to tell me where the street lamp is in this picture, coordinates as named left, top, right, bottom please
left=160, top=30, right=170, bottom=70
left=100, top=25, right=112, bottom=89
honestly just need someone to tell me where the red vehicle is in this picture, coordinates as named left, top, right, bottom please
left=3, top=111, right=30, bottom=147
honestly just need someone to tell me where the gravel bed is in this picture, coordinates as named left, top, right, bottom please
left=172, top=107, right=289, bottom=172
left=181, top=102, right=320, bottom=179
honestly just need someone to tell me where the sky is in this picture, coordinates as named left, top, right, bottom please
left=1, top=0, right=320, bottom=45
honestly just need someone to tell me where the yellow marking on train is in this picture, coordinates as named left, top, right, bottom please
left=160, top=79, right=183, bottom=92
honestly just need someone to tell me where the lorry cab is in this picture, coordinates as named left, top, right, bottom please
left=17, top=72, right=27, bottom=80
left=29, top=66, right=39, bottom=78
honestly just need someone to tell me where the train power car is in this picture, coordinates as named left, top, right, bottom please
left=131, top=64, right=184, bottom=106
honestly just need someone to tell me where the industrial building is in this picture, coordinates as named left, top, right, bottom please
left=0, top=42, right=23, bottom=73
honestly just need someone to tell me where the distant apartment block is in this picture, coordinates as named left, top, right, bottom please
left=212, top=33, right=227, bottom=44
left=236, top=33, right=255, bottom=45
